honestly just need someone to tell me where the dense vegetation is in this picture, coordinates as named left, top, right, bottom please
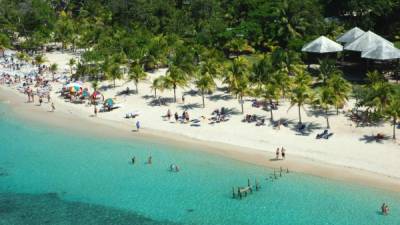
left=1, top=0, right=400, bottom=138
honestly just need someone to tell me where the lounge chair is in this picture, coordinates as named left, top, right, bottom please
left=297, top=123, right=307, bottom=134
left=324, top=133, right=334, bottom=139
left=256, top=119, right=266, bottom=126
left=316, top=130, right=328, bottom=139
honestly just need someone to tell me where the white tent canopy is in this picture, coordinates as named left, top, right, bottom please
left=336, top=27, right=365, bottom=44
left=361, top=42, right=400, bottom=60
left=344, top=31, right=393, bottom=52
left=301, top=36, right=343, bottom=53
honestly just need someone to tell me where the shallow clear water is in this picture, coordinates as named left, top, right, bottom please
left=0, top=103, right=399, bottom=225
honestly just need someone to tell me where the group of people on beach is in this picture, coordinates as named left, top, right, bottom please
left=166, top=109, right=190, bottom=123
left=275, top=147, right=286, bottom=160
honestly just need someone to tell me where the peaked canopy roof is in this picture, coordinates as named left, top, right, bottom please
left=361, top=42, right=400, bottom=60
left=344, top=31, right=393, bottom=52
left=301, top=36, right=343, bottom=53
left=336, top=27, right=365, bottom=44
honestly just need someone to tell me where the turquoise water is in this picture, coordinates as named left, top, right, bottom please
left=0, top=103, right=400, bottom=225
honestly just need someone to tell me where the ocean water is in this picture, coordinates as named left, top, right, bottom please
left=0, top=103, right=400, bottom=225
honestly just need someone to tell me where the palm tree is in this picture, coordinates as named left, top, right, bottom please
left=262, top=83, right=281, bottom=121
left=106, top=64, right=122, bottom=88
left=319, top=58, right=338, bottom=85
left=68, top=58, right=76, bottom=76
left=385, top=93, right=400, bottom=139
left=16, top=52, right=30, bottom=62
left=164, top=65, right=188, bottom=102
left=314, top=86, right=335, bottom=128
left=250, top=54, right=274, bottom=89
left=196, top=60, right=218, bottom=108
left=34, top=55, right=46, bottom=68
left=49, top=63, right=58, bottom=81
left=224, top=57, right=250, bottom=113
left=327, top=73, right=351, bottom=115
left=195, top=73, right=216, bottom=108
left=289, top=70, right=313, bottom=124
left=151, top=76, right=165, bottom=98
left=129, top=64, right=147, bottom=94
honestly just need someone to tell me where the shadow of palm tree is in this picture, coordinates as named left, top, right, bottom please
left=183, top=89, right=199, bottom=97
left=208, top=94, right=234, bottom=101
left=142, top=95, right=154, bottom=100
left=116, top=89, right=136, bottom=96
left=217, top=86, right=229, bottom=93
left=290, top=122, right=323, bottom=136
left=359, top=134, right=390, bottom=143
left=308, top=108, right=335, bottom=118
left=99, top=84, right=114, bottom=91
left=147, top=97, right=174, bottom=106
left=179, top=103, right=202, bottom=110
left=224, top=107, right=241, bottom=115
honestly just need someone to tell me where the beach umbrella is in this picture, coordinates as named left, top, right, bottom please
left=336, top=27, right=365, bottom=44
left=361, top=42, right=400, bottom=60
left=344, top=31, right=393, bottom=52
left=65, top=82, right=82, bottom=89
left=104, top=98, right=114, bottom=106
left=302, top=36, right=343, bottom=53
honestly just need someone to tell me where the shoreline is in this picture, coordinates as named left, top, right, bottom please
left=2, top=86, right=400, bottom=193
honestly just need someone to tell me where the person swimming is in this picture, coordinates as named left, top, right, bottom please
left=131, top=156, right=135, bottom=165
left=381, top=203, right=389, bottom=215
left=147, top=155, right=152, bottom=164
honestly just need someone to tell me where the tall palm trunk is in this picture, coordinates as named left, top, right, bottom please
left=325, top=108, right=330, bottom=129
left=298, top=104, right=302, bottom=124
left=201, top=89, right=205, bottom=108
left=135, top=81, right=138, bottom=94
left=173, top=84, right=177, bottom=103
left=154, top=89, right=157, bottom=98
left=113, top=79, right=116, bottom=88
left=393, top=117, right=397, bottom=139
left=269, top=99, right=274, bottom=121
left=240, top=95, right=244, bottom=114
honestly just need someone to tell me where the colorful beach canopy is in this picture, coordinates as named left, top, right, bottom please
left=104, top=98, right=114, bottom=106
left=301, top=36, right=343, bottom=53
left=361, top=42, right=400, bottom=60
left=65, top=82, right=82, bottom=89
left=336, top=27, right=365, bottom=44
left=344, top=31, right=393, bottom=52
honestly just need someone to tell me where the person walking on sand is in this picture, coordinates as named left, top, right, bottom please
left=94, top=105, right=98, bottom=117
left=182, top=95, right=185, bottom=104
left=276, top=148, right=280, bottom=160
left=174, top=112, right=179, bottom=122
left=136, top=120, right=141, bottom=131
left=281, top=147, right=286, bottom=160
left=167, top=109, right=171, bottom=120
left=51, top=102, right=55, bottom=112
left=39, top=96, right=43, bottom=106
left=47, top=94, right=51, bottom=103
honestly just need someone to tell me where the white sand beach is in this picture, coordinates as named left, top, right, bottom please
left=1, top=51, right=400, bottom=191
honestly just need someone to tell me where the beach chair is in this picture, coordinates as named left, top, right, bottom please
left=324, top=133, right=334, bottom=139
left=256, top=119, right=265, bottom=126
left=316, top=130, right=328, bottom=139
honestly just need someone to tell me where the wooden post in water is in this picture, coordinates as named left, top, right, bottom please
left=232, top=187, right=236, bottom=199
left=247, top=178, right=251, bottom=187
left=286, top=168, right=289, bottom=173
left=255, top=179, right=260, bottom=191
